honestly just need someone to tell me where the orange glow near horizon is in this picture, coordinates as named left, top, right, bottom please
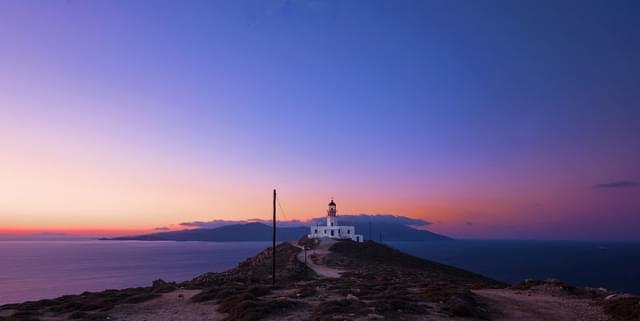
left=1, top=0, right=639, bottom=241
left=0, top=227, right=159, bottom=237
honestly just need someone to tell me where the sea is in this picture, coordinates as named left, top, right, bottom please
left=0, top=241, right=270, bottom=305
left=1, top=240, right=639, bottom=305
left=387, top=240, right=640, bottom=295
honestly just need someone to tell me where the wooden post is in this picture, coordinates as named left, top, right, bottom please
left=272, top=189, right=276, bottom=287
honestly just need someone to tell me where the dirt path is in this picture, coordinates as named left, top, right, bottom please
left=292, top=239, right=344, bottom=278
left=473, top=289, right=611, bottom=321
left=109, top=289, right=225, bottom=321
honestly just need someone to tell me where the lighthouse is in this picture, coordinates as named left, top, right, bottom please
left=327, top=199, right=337, bottom=227
left=308, top=199, right=363, bottom=242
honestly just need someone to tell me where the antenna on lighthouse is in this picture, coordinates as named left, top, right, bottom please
left=272, top=189, right=277, bottom=287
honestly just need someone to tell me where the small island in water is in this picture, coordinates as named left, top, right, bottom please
left=1, top=237, right=638, bottom=321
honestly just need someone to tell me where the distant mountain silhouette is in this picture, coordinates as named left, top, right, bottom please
left=104, top=222, right=451, bottom=242
left=106, top=223, right=307, bottom=242
left=341, top=221, right=451, bottom=242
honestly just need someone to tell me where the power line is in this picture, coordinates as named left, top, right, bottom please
left=276, top=194, right=288, bottom=222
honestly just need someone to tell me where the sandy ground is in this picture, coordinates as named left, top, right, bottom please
left=293, top=239, right=344, bottom=278
left=473, top=289, right=611, bottom=321
left=109, top=289, right=225, bottom=321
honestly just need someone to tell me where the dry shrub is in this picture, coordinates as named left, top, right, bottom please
left=150, top=279, right=178, bottom=294
left=311, top=299, right=369, bottom=321
left=289, top=286, right=317, bottom=298
left=68, top=311, right=111, bottom=320
left=443, top=292, right=486, bottom=318
left=603, top=297, right=640, bottom=321
left=191, top=283, right=267, bottom=303
left=2, top=310, right=42, bottom=321
left=373, top=299, right=428, bottom=315
left=190, top=286, right=221, bottom=303
left=222, top=298, right=304, bottom=321
left=247, top=285, right=272, bottom=297
left=218, top=293, right=258, bottom=313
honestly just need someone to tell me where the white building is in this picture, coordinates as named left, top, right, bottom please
left=308, top=199, right=363, bottom=242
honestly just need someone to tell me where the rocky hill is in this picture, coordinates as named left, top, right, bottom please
left=1, top=239, right=638, bottom=321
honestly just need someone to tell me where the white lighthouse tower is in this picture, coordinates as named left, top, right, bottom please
left=308, top=199, right=363, bottom=242
left=327, top=199, right=337, bottom=227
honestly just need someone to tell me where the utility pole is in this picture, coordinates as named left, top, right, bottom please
left=369, top=221, right=372, bottom=242
left=272, top=189, right=276, bottom=287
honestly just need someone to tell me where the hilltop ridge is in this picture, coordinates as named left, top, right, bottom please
left=1, top=238, right=637, bottom=321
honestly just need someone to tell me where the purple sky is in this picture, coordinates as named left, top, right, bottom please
left=0, top=0, right=639, bottom=240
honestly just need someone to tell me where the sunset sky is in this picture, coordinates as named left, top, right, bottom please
left=1, top=0, right=638, bottom=240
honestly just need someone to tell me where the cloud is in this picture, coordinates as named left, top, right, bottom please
left=594, top=180, right=637, bottom=189
left=179, top=219, right=248, bottom=229
left=153, top=227, right=171, bottom=231
left=179, top=214, right=430, bottom=229
left=309, top=214, right=431, bottom=227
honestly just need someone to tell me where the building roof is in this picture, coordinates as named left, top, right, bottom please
left=328, top=199, right=336, bottom=206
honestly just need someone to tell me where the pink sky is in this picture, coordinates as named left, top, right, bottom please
left=1, top=1, right=639, bottom=240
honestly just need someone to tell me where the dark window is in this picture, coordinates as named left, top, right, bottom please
left=314, top=229, right=317, bottom=234
left=347, top=230, right=351, bottom=234
left=331, top=230, right=334, bottom=236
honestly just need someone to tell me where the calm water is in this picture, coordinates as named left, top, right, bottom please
left=2, top=240, right=639, bottom=305
left=0, top=241, right=269, bottom=304
left=387, top=240, right=640, bottom=295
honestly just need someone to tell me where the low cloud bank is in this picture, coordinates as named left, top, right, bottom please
left=595, top=180, right=637, bottom=189
left=179, top=214, right=430, bottom=229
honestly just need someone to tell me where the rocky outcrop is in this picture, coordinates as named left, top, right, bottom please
left=0, top=279, right=178, bottom=321
left=188, top=242, right=307, bottom=288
